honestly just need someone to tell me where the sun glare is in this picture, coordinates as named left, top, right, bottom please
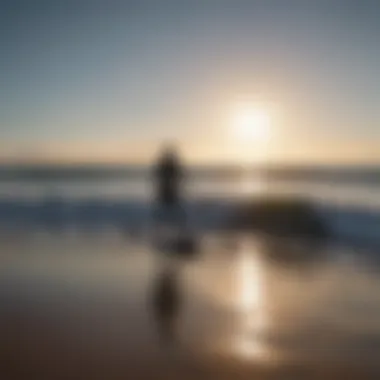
left=228, top=101, right=274, bottom=164
left=232, top=103, right=272, bottom=143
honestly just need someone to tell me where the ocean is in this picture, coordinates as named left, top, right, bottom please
left=0, top=165, right=379, bottom=246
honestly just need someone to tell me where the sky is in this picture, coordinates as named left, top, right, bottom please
left=1, top=0, right=380, bottom=165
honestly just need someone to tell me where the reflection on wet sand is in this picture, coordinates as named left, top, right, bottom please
left=151, top=266, right=182, bottom=344
left=231, top=242, right=268, bottom=361
left=1, top=231, right=380, bottom=378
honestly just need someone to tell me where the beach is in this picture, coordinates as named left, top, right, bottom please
left=1, top=228, right=380, bottom=379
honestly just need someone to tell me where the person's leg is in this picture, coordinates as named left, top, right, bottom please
left=150, top=203, right=165, bottom=246
left=151, top=202, right=180, bottom=248
left=151, top=202, right=161, bottom=227
left=171, top=202, right=187, bottom=232
left=154, top=202, right=184, bottom=229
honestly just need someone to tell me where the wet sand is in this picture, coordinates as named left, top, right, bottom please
left=1, top=229, right=380, bottom=379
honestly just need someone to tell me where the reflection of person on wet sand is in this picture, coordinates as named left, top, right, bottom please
left=151, top=268, right=182, bottom=344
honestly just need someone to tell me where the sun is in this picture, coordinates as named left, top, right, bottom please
left=232, top=103, right=271, bottom=142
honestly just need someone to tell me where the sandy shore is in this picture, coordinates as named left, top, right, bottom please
left=1, top=230, right=380, bottom=379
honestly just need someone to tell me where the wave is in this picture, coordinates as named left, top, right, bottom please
left=0, top=196, right=379, bottom=247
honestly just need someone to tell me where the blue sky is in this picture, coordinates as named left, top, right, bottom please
left=1, top=0, right=379, bottom=164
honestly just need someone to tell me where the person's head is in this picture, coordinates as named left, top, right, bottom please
left=160, top=143, right=178, bottom=163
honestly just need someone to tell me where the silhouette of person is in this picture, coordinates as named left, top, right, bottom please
left=152, top=144, right=186, bottom=229
left=151, top=268, right=182, bottom=344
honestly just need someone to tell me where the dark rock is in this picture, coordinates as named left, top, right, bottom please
left=228, top=197, right=329, bottom=240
